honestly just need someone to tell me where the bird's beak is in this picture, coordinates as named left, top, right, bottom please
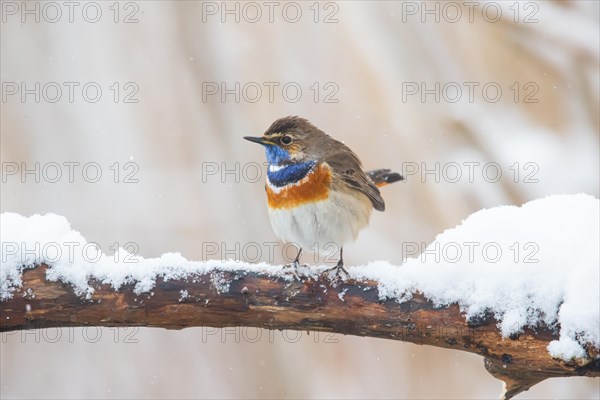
left=244, top=136, right=270, bottom=145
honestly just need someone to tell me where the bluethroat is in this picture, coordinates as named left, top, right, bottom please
left=244, top=116, right=403, bottom=276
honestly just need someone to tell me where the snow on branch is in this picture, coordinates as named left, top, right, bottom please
left=1, top=194, right=599, bottom=399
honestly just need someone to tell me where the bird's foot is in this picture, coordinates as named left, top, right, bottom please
left=324, top=261, right=350, bottom=282
left=283, top=260, right=300, bottom=270
left=282, top=261, right=309, bottom=280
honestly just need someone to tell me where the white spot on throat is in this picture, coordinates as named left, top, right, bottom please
left=268, top=164, right=285, bottom=173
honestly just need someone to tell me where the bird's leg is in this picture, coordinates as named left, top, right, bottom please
left=335, top=247, right=349, bottom=277
left=283, top=248, right=303, bottom=271
left=282, top=248, right=304, bottom=279
left=325, top=247, right=349, bottom=278
left=292, top=248, right=303, bottom=268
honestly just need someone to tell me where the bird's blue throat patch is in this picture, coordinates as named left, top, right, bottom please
left=267, top=160, right=317, bottom=187
left=264, top=145, right=291, bottom=165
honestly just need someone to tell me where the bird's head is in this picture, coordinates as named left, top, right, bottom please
left=244, top=116, right=328, bottom=165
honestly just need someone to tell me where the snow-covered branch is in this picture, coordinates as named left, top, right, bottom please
left=1, top=194, right=598, bottom=399
left=1, top=262, right=598, bottom=399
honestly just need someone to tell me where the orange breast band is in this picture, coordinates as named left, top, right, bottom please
left=266, top=163, right=332, bottom=209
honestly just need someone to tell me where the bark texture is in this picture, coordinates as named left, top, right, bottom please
left=1, top=264, right=598, bottom=399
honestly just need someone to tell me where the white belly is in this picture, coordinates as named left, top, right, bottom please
left=267, top=190, right=372, bottom=252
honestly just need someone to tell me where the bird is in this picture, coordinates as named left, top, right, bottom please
left=244, top=116, right=403, bottom=276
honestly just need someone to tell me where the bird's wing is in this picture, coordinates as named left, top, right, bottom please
left=323, top=147, right=386, bottom=211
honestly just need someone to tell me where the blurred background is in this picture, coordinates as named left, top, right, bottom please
left=1, top=0, right=599, bottom=398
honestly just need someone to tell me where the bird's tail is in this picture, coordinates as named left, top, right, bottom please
left=367, top=169, right=404, bottom=188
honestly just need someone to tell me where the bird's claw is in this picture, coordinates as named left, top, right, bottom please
left=324, top=262, right=350, bottom=281
left=282, top=261, right=309, bottom=280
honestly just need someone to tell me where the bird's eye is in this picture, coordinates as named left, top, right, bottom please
left=281, top=135, right=293, bottom=145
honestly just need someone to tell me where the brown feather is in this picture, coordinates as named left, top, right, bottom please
left=323, top=143, right=386, bottom=212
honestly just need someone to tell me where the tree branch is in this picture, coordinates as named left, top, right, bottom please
left=1, top=264, right=598, bottom=399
